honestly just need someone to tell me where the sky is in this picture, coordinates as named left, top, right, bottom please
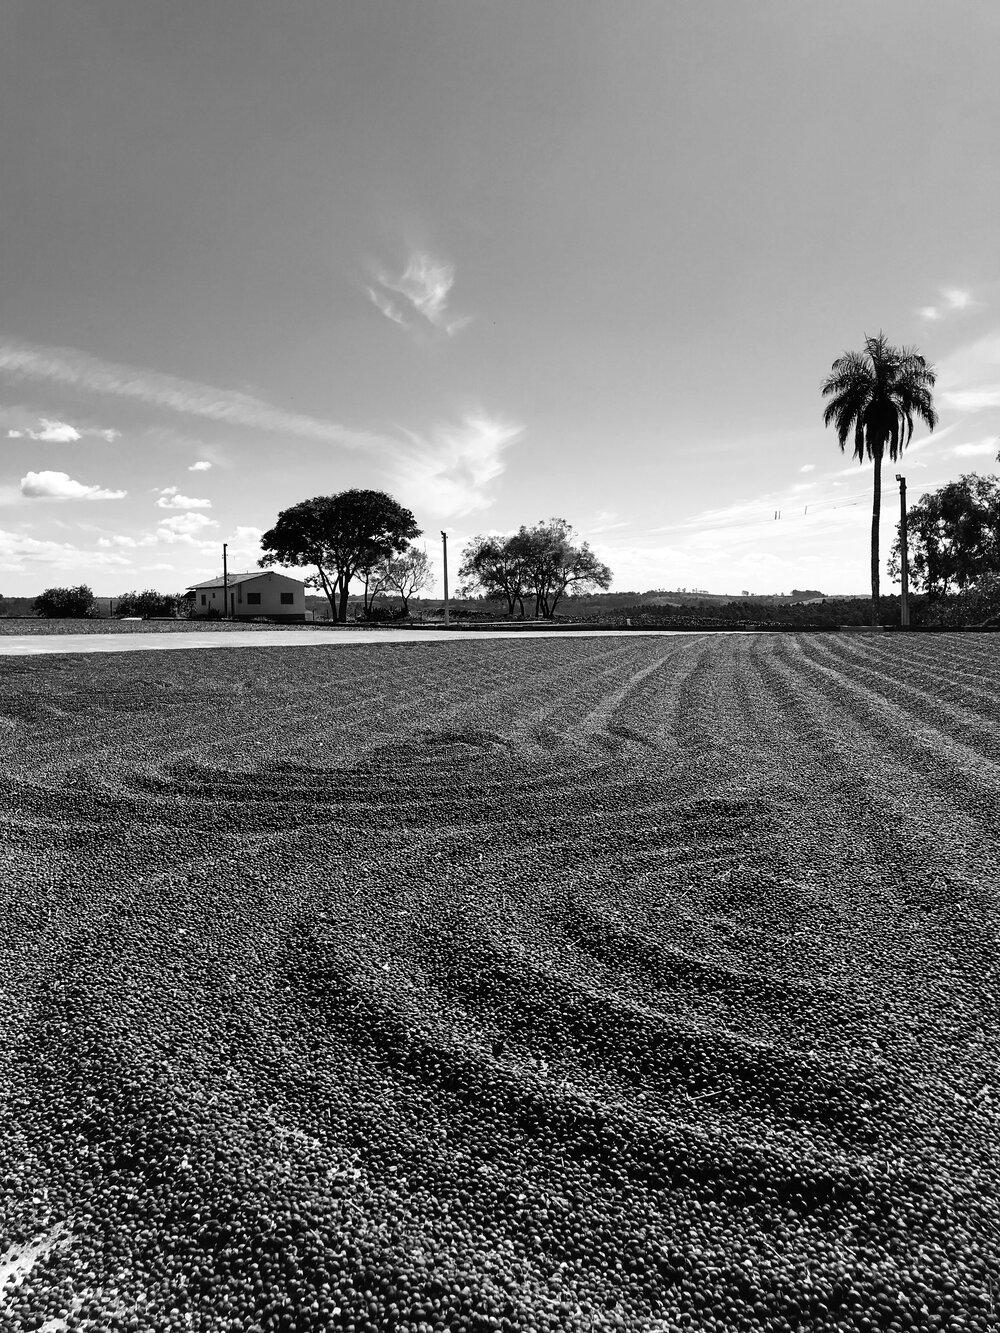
left=2, top=0, right=999, bottom=599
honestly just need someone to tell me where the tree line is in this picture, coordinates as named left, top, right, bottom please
left=29, top=586, right=185, bottom=619
left=25, top=454, right=1000, bottom=624
left=259, top=491, right=612, bottom=622
left=23, top=498, right=613, bottom=623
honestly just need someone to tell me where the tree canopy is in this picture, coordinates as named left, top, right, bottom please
left=889, top=471, right=1000, bottom=597
left=460, top=519, right=612, bottom=618
left=380, top=545, right=431, bottom=614
left=114, top=589, right=184, bottom=618
left=458, top=535, right=531, bottom=616
left=821, top=332, right=937, bottom=621
left=259, top=490, right=420, bottom=622
left=33, top=585, right=96, bottom=618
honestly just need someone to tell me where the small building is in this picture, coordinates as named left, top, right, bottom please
left=187, top=570, right=307, bottom=622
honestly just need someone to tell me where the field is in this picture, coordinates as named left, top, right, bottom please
left=1, top=634, right=998, bottom=1333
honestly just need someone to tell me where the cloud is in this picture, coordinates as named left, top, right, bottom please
left=0, top=527, right=130, bottom=573
left=156, top=511, right=218, bottom=545
left=941, top=389, right=1000, bottom=412
left=97, top=512, right=227, bottom=555
left=0, top=335, right=386, bottom=447
left=919, top=286, right=980, bottom=322
left=368, top=252, right=469, bottom=335
left=943, top=288, right=974, bottom=311
left=952, top=437, right=999, bottom=458
left=937, top=333, right=1000, bottom=412
left=188, top=460, right=212, bottom=472
left=366, top=287, right=407, bottom=327
left=391, top=415, right=520, bottom=517
left=799, top=464, right=816, bottom=473
left=2, top=409, right=120, bottom=442
left=6, top=418, right=81, bottom=442
left=97, top=533, right=156, bottom=549
left=589, top=509, right=630, bottom=535
left=31, top=418, right=82, bottom=443
left=20, top=470, right=127, bottom=501
left=233, top=525, right=263, bottom=542
left=155, top=485, right=212, bottom=510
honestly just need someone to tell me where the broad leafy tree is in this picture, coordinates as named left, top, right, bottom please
left=355, top=545, right=430, bottom=618
left=889, top=471, right=1000, bottom=597
left=459, top=520, right=612, bottom=619
left=821, top=332, right=937, bottom=622
left=259, top=490, right=420, bottom=622
left=458, top=535, right=531, bottom=616
left=380, top=545, right=431, bottom=615
left=33, top=585, right=95, bottom=618
left=512, top=519, right=613, bottom=618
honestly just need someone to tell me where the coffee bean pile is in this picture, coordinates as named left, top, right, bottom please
left=0, top=635, right=997, bottom=1331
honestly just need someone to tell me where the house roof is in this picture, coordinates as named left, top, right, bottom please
left=187, top=570, right=301, bottom=590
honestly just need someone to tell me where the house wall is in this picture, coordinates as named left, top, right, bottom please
left=192, top=572, right=307, bottom=621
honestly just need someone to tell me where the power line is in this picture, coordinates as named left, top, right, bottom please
left=682, top=484, right=906, bottom=536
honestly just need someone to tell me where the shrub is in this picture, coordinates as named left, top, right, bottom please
left=32, top=585, right=96, bottom=618
left=114, top=589, right=185, bottom=619
left=916, top=573, right=1000, bottom=628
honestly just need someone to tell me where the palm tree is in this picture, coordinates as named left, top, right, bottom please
left=821, top=332, right=937, bottom=624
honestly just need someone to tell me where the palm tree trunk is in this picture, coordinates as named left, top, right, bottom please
left=870, top=445, right=883, bottom=625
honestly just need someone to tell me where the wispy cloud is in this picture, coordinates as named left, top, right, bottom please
left=155, top=486, right=212, bottom=511
left=941, top=388, right=1000, bottom=411
left=367, top=286, right=408, bottom=327
left=919, top=287, right=980, bottom=322
left=21, top=470, right=126, bottom=501
left=391, top=415, right=520, bottom=517
left=188, top=460, right=212, bottom=472
left=589, top=509, right=631, bottom=535
left=0, top=336, right=385, bottom=447
left=368, top=251, right=469, bottom=336
left=799, top=463, right=816, bottom=473
left=952, top=437, right=999, bottom=458
left=936, top=332, right=1000, bottom=412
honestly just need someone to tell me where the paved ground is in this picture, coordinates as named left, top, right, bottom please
left=0, top=627, right=738, bottom=655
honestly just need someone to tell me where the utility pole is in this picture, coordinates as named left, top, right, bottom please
left=222, top=542, right=229, bottom=621
left=895, top=474, right=909, bottom=629
left=441, top=530, right=449, bottom=627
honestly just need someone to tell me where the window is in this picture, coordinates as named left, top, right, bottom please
left=200, top=594, right=206, bottom=606
left=280, top=592, right=294, bottom=605
left=246, top=592, right=261, bottom=605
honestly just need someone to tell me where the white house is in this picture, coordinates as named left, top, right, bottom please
left=187, top=570, right=308, bottom=622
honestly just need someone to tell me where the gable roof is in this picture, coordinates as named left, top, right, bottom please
left=186, top=570, right=303, bottom=591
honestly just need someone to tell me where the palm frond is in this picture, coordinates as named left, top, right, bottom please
left=854, top=417, right=865, bottom=460
left=824, top=333, right=937, bottom=463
